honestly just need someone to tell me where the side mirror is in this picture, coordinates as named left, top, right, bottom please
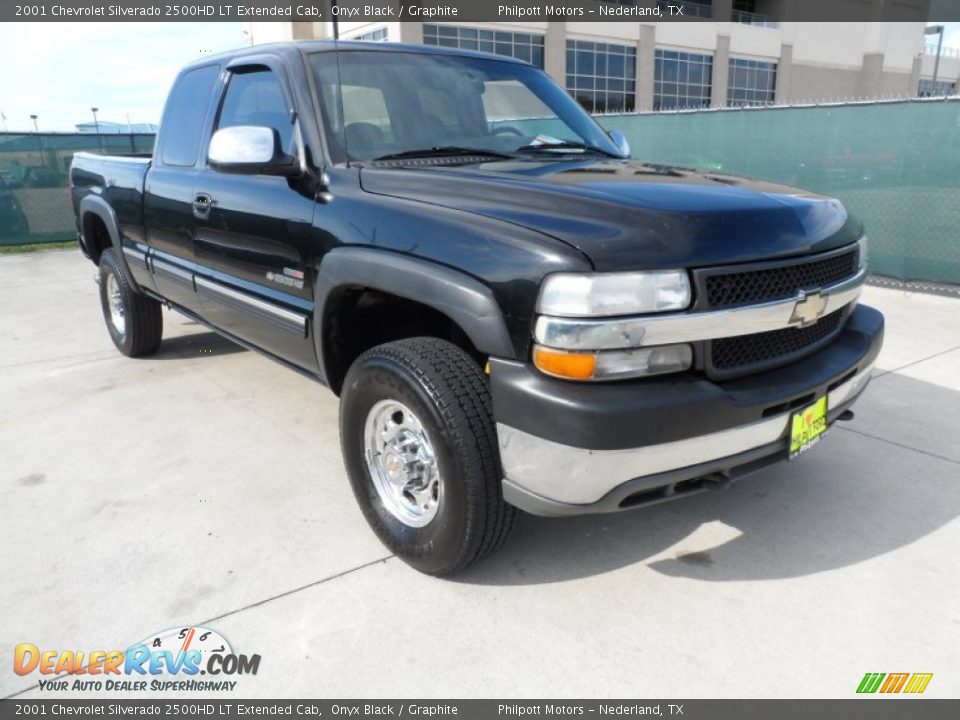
left=208, top=125, right=298, bottom=176
left=608, top=129, right=631, bottom=159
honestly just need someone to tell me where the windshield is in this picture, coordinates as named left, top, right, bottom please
left=310, top=49, right=622, bottom=163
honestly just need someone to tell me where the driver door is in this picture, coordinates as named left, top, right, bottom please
left=190, top=62, right=319, bottom=371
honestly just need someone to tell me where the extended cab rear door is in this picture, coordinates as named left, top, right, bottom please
left=144, top=62, right=221, bottom=313
left=190, top=58, right=318, bottom=371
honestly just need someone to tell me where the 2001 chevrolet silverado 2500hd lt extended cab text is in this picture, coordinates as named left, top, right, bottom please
left=71, top=41, right=883, bottom=575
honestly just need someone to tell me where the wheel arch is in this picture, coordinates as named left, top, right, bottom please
left=79, top=195, right=142, bottom=293
left=315, top=248, right=516, bottom=394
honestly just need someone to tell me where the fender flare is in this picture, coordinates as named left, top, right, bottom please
left=78, top=195, right=142, bottom=293
left=314, top=247, right=516, bottom=382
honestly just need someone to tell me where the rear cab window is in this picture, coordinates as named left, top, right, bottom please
left=157, top=64, right=221, bottom=167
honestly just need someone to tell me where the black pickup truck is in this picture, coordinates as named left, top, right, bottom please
left=71, top=41, right=883, bottom=575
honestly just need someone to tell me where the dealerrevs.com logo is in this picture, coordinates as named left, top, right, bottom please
left=14, top=626, right=260, bottom=693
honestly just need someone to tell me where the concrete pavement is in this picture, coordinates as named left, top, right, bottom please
left=1, top=249, right=958, bottom=699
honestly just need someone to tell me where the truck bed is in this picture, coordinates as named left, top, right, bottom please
left=70, top=152, right=152, bottom=252
left=71, top=152, right=151, bottom=196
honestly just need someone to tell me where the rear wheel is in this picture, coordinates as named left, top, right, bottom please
left=98, top=248, right=163, bottom=357
left=340, top=337, right=516, bottom=576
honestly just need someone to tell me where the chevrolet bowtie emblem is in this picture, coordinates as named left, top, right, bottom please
left=790, top=291, right=829, bottom=327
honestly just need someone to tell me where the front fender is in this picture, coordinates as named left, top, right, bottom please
left=314, top=247, right=516, bottom=381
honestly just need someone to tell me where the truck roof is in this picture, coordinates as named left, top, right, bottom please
left=183, top=40, right=529, bottom=71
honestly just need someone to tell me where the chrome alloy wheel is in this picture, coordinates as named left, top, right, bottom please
left=106, top=271, right=125, bottom=336
left=364, top=400, right=442, bottom=527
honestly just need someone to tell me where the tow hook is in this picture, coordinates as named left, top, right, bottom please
left=838, top=409, right=855, bottom=422
left=702, top=472, right=731, bottom=490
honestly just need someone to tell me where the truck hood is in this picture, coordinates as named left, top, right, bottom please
left=359, top=159, right=862, bottom=271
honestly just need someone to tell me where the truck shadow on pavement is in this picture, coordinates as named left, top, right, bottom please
left=459, top=371, right=960, bottom=585
left=149, top=330, right=247, bottom=360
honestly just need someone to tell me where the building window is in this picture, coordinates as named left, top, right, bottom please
left=727, top=58, right=777, bottom=106
left=565, top=39, right=637, bottom=114
left=654, top=49, right=712, bottom=110
left=356, top=27, right=388, bottom=42
left=656, top=0, right=713, bottom=18
left=422, top=25, right=544, bottom=68
left=918, top=78, right=957, bottom=97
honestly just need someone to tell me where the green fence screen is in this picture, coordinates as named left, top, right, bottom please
left=600, top=98, right=960, bottom=285
left=0, top=133, right=154, bottom=247
left=2, top=99, right=959, bottom=286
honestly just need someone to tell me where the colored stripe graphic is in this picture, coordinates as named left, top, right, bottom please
left=857, top=672, right=932, bottom=694
left=903, top=673, right=933, bottom=694
left=857, top=673, right=885, bottom=693
left=880, top=673, right=909, bottom=693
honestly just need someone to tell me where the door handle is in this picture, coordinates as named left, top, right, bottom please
left=192, top=193, right=213, bottom=220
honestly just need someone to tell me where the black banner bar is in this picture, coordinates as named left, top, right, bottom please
left=3, top=0, right=960, bottom=23
left=2, top=700, right=960, bottom=720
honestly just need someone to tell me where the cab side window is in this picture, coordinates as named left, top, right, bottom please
left=216, top=68, right=294, bottom=154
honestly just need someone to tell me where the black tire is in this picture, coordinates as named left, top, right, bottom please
left=98, top=248, right=163, bottom=357
left=340, top=337, right=517, bottom=576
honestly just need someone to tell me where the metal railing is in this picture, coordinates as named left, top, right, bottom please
left=657, top=0, right=714, bottom=18
left=924, top=43, right=960, bottom=59
left=732, top=9, right=779, bottom=28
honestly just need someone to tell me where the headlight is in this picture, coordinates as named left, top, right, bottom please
left=858, top=236, right=868, bottom=271
left=533, top=343, right=693, bottom=381
left=537, top=270, right=691, bottom=317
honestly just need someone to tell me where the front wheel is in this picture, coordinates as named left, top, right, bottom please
left=98, top=248, right=163, bottom=357
left=339, top=338, right=516, bottom=576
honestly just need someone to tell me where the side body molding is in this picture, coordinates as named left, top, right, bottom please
left=78, top=194, right=141, bottom=293
left=315, top=248, right=516, bottom=379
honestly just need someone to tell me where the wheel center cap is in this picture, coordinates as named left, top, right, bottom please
left=364, top=399, right=443, bottom=528
left=384, top=452, right=405, bottom=484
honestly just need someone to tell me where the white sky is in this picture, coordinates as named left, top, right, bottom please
left=0, top=22, right=245, bottom=132
left=0, top=21, right=957, bottom=133
left=934, top=21, right=960, bottom=48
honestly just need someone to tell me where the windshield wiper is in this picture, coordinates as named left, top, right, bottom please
left=515, top=141, right=620, bottom=158
left=372, top=146, right=516, bottom=162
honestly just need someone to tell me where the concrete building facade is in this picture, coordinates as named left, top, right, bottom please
left=246, top=6, right=960, bottom=112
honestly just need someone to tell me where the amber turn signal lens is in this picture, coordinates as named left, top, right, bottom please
left=532, top=346, right=597, bottom=380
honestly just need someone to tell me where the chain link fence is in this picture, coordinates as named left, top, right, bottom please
left=2, top=99, right=959, bottom=287
left=0, top=133, right=154, bottom=247
left=601, top=97, right=960, bottom=286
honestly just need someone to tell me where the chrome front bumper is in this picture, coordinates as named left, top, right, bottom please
left=498, top=361, right=875, bottom=516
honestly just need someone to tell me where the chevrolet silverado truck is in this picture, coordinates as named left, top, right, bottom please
left=71, top=41, right=883, bottom=575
